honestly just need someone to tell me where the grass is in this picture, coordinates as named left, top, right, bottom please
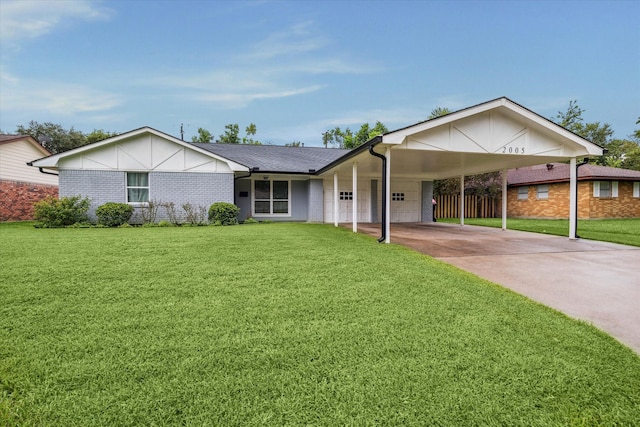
left=1, top=222, right=639, bottom=426
left=440, top=217, right=640, bottom=247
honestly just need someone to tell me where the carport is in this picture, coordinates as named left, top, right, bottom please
left=318, top=97, right=603, bottom=242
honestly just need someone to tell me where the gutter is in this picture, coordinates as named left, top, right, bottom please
left=367, top=136, right=386, bottom=243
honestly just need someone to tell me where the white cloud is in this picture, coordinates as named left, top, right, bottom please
left=0, top=72, right=122, bottom=117
left=0, top=0, right=112, bottom=45
left=194, top=85, right=324, bottom=109
left=140, top=21, right=378, bottom=110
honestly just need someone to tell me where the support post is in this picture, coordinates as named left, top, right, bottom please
left=569, top=157, right=577, bottom=239
left=333, top=171, right=339, bottom=227
left=352, top=162, right=358, bottom=232
left=502, top=168, right=508, bottom=230
left=460, top=174, right=465, bottom=226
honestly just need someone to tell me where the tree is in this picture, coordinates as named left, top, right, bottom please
left=85, top=129, right=118, bottom=144
left=192, top=127, right=214, bottom=143
left=553, top=100, right=616, bottom=166
left=15, top=121, right=86, bottom=154
left=242, top=123, right=261, bottom=145
left=218, top=123, right=261, bottom=144
left=219, top=124, right=240, bottom=144
left=428, top=107, right=451, bottom=119
left=323, top=121, right=388, bottom=149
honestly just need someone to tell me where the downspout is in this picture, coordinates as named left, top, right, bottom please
left=574, top=158, right=590, bottom=238
left=368, top=138, right=386, bottom=243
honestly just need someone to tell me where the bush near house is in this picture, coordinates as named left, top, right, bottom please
left=208, top=202, right=240, bottom=225
left=32, top=195, right=90, bottom=228
left=95, top=202, right=134, bottom=227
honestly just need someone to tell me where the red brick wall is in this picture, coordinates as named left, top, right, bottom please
left=508, top=181, right=640, bottom=219
left=0, top=180, right=59, bottom=221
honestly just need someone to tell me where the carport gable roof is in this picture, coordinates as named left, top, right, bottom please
left=193, top=143, right=350, bottom=174
left=508, top=163, right=640, bottom=186
left=317, top=97, right=604, bottom=179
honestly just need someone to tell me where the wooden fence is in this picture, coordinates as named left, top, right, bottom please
left=435, top=195, right=501, bottom=219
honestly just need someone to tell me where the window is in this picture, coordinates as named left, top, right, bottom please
left=254, top=179, right=289, bottom=215
left=127, top=172, right=149, bottom=203
left=517, top=186, right=528, bottom=200
left=594, top=181, right=618, bottom=198
left=340, top=191, right=353, bottom=200
left=392, top=192, right=405, bottom=201
left=634, top=182, right=640, bottom=198
left=536, top=184, right=548, bottom=200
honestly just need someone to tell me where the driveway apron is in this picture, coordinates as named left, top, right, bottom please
left=353, top=222, right=640, bottom=354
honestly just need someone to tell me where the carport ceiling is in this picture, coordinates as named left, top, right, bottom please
left=322, top=97, right=603, bottom=180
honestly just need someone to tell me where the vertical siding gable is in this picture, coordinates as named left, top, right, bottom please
left=56, top=134, right=232, bottom=173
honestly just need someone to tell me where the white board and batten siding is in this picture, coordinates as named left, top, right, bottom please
left=323, top=178, right=421, bottom=223
left=0, top=139, right=58, bottom=185
left=390, top=181, right=420, bottom=222
left=323, top=178, right=371, bottom=223
left=56, top=133, right=233, bottom=173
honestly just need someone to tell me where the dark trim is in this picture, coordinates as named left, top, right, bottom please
left=315, top=135, right=383, bottom=175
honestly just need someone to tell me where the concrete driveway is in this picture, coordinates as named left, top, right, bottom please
left=353, top=222, right=640, bottom=354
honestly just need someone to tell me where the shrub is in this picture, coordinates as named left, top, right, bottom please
left=208, top=202, right=240, bottom=226
left=96, top=202, right=134, bottom=227
left=182, top=203, right=208, bottom=226
left=139, top=200, right=159, bottom=224
left=161, top=202, right=182, bottom=225
left=33, top=196, right=91, bottom=228
left=243, top=217, right=258, bottom=224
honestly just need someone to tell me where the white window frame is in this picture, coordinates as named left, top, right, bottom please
left=252, top=178, right=291, bottom=217
left=634, top=182, right=640, bottom=198
left=126, top=172, right=150, bottom=205
left=517, top=186, right=528, bottom=200
left=536, top=184, right=548, bottom=200
left=594, top=181, right=618, bottom=198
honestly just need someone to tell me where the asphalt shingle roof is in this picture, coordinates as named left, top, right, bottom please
left=192, top=143, right=351, bottom=173
left=508, top=162, right=640, bottom=185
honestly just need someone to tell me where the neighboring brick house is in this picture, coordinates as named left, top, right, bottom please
left=507, top=163, right=640, bottom=219
left=0, top=135, right=59, bottom=221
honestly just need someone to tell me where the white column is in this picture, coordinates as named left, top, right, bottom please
left=385, top=147, right=391, bottom=244
left=460, top=174, right=465, bottom=226
left=352, top=162, right=358, bottom=233
left=569, top=157, right=577, bottom=239
left=333, top=171, right=339, bottom=227
left=502, top=168, right=508, bottom=230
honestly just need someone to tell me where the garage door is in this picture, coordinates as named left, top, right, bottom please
left=390, top=181, right=420, bottom=222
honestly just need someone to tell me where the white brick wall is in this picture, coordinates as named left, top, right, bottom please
left=60, top=170, right=234, bottom=223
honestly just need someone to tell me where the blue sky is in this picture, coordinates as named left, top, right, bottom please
left=1, top=0, right=638, bottom=146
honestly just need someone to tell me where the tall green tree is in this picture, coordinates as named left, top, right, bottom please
left=218, top=123, right=261, bottom=145
left=219, top=124, right=240, bottom=144
left=192, top=127, right=214, bottom=143
left=553, top=100, right=616, bottom=166
left=324, top=121, right=388, bottom=149
left=15, top=121, right=86, bottom=154
left=85, top=129, right=118, bottom=144
left=242, top=123, right=261, bottom=145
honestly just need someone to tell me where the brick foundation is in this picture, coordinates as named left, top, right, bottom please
left=0, top=180, right=59, bottom=221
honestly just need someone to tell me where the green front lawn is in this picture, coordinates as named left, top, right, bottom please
left=1, top=222, right=639, bottom=425
left=440, top=217, right=640, bottom=247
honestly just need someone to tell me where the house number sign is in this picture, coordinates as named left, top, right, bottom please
left=500, top=146, right=525, bottom=154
